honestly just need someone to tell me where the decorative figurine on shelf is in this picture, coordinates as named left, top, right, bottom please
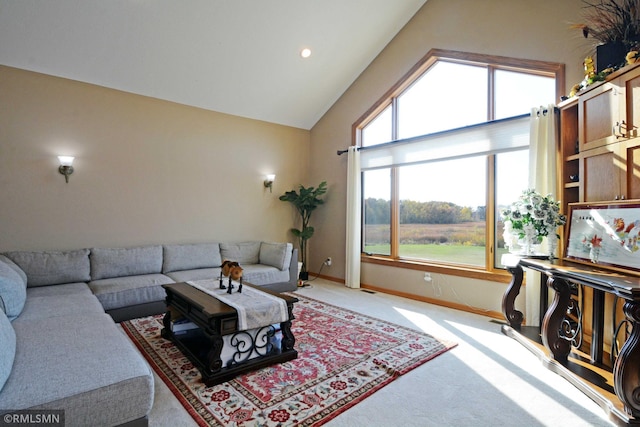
left=584, top=56, right=596, bottom=80
left=569, top=83, right=583, bottom=98
left=219, top=260, right=243, bottom=293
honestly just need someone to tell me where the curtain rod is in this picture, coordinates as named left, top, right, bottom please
left=536, top=106, right=559, bottom=117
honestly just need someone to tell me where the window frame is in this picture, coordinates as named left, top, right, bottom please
left=353, top=49, right=564, bottom=282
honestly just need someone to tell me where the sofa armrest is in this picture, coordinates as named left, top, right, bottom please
left=257, top=247, right=298, bottom=293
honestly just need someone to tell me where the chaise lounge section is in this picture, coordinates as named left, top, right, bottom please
left=0, top=241, right=297, bottom=426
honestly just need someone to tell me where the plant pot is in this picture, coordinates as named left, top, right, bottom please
left=597, top=41, right=627, bottom=72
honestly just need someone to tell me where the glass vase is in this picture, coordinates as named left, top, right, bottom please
left=517, top=238, right=537, bottom=256
left=547, top=235, right=558, bottom=260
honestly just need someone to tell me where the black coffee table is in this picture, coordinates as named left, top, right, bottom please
left=161, top=282, right=298, bottom=386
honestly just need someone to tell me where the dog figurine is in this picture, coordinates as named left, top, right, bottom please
left=219, top=260, right=243, bottom=293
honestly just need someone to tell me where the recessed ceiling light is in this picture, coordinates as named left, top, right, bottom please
left=300, top=48, right=311, bottom=58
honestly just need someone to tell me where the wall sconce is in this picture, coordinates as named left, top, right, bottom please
left=264, top=174, right=275, bottom=192
left=58, top=156, right=74, bottom=183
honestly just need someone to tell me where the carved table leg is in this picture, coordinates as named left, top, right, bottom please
left=280, top=302, right=296, bottom=351
left=614, top=301, right=640, bottom=419
left=161, top=310, right=172, bottom=339
left=203, top=329, right=224, bottom=373
left=502, top=265, right=524, bottom=329
left=541, top=276, right=572, bottom=363
left=280, top=320, right=295, bottom=351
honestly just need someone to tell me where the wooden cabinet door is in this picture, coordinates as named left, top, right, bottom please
left=580, top=143, right=623, bottom=201
left=578, top=82, right=623, bottom=151
left=623, top=139, right=640, bottom=199
left=621, top=66, right=640, bottom=139
left=582, top=139, right=640, bottom=201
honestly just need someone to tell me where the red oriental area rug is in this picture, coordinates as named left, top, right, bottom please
left=121, top=293, right=457, bottom=426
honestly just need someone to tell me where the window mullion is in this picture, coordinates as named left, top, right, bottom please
left=391, top=167, right=399, bottom=259
left=487, top=154, right=496, bottom=271
left=488, top=65, right=496, bottom=121
left=391, top=97, right=399, bottom=259
left=487, top=69, right=497, bottom=272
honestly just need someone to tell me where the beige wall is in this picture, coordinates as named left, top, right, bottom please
left=309, top=0, right=590, bottom=314
left=0, top=65, right=310, bottom=252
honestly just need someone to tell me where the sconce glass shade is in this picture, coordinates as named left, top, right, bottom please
left=58, top=156, right=75, bottom=183
left=58, top=156, right=74, bottom=166
left=264, top=174, right=275, bottom=192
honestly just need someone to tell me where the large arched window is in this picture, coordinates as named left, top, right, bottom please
left=355, top=49, right=564, bottom=278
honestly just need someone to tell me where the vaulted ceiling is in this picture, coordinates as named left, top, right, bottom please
left=0, top=1, right=428, bottom=129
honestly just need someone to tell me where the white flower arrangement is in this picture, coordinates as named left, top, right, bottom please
left=500, top=189, right=567, bottom=254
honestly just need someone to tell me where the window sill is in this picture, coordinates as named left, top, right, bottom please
left=361, top=254, right=512, bottom=284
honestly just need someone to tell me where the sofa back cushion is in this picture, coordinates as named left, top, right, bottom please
left=4, top=249, right=90, bottom=287
left=0, top=256, right=27, bottom=320
left=259, top=242, right=293, bottom=271
left=0, top=306, right=16, bottom=393
left=162, top=243, right=221, bottom=273
left=220, top=242, right=261, bottom=264
left=91, top=245, right=163, bottom=280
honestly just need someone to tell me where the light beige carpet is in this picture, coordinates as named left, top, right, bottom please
left=137, top=279, right=613, bottom=426
left=122, top=293, right=456, bottom=426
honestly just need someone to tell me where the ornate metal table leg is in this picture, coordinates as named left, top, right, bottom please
left=502, top=264, right=524, bottom=329
left=541, top=276, right=572, bottom=363
left=614, top=301, right=640, bottom=418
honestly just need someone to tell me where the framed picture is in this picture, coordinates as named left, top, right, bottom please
left=564, top=200, right=640, bottom=275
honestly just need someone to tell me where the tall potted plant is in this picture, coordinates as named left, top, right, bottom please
left=279, top=181, right=327, bottom=280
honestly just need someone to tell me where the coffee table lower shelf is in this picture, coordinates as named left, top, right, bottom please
left=161, top=324, right=298, bottom=386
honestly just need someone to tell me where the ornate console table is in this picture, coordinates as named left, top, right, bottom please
left=501, top=255, right=640, bottom=426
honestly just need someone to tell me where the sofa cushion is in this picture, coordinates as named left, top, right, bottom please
left=15, top=283, right=104, bottom=322
left=0, top=313, right=153, bottom=425
left=259, top=242, right=293, bottom=271
left=0, top=306, right=16, bottom=393
left=240, top=264, right=290, bottom=286
left=165, top=267, right=222, bottom=283
left=4, top=249, right=90, bottom=287
left=162, top=243, right=221, bottom=273
left=220, top=242, right=261, bottom=264
left=0, top=257, right=27, bottom=320
left=88, top=274, right=174, bottom=310
left=90, top=245, right=162, bottom=280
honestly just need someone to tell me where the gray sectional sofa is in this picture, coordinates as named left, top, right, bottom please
left=0, top=241, right=297, bottom=426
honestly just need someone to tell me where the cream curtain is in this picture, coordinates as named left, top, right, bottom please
left=526, top=104, right=558, bottom=326
left=345, top=146, right=361, bottom=289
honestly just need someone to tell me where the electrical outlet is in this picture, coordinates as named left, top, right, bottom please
left=424, top=272, right=432, bottom=282
left=324, top=257, right=332, bottom=266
